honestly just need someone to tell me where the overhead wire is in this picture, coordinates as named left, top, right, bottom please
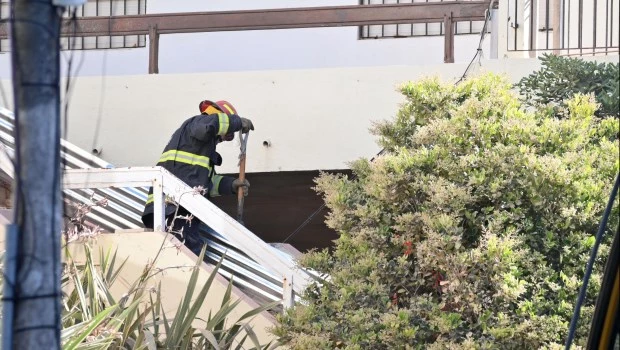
left=60, top=8, right=79, bottom=230
left=89, top=1, right=115, bottom=161
left=282, top=149, right=386, bottom=244
left=456, top=0, right=494, bottom=84
left=564, top=173, right=619, bottom=349
left=62, top=7, right=83, bottom=142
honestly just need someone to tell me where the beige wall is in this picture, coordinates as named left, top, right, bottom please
left=1, top=56, right=618, bottom=174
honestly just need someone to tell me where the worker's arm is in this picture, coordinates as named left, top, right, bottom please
left=209, top=174, right=235, bottom=197
left=210, top=175, right=250, bottom=197
left=189, top=113, right=242, bottom=141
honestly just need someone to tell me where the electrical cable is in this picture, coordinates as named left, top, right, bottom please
left=456, top=1, right=493, bottom=84
left=80, top=0, right=115, bottom=198
left=62, top=8, right=79, bottom=142
left=60, top=8, right=82, bottom=232
left=89, top=3, right=113, bottom=160
left=282, top=149, right=386, bottom=244
left=564, top=173, right=619, bottom=350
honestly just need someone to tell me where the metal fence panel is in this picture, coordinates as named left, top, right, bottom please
left=0, top=0, right=147, bottom=52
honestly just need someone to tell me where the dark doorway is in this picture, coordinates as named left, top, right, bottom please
left=210, top=170, right=350, bottom=252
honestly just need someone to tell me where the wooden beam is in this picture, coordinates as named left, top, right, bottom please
left=444, top=13, right=455, bottom=63
left=148, top=25, right=159, bottom=74
left=0, top=2, right=490, bottom=39
left=0, top=2, right=490, bottom=73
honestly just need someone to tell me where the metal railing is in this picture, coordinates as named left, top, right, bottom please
left=503, top=0, right=619, bottom=56
left=359, top=0, right=487, bottom=39
left=0, top=0, right=147, bottom=52
left=0, top=1, right=492, bottom=70
left=62, top=166, right=311, bottom=306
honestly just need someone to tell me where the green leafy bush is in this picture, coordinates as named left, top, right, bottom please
left=517, top=54, right=619, bottom=117
left=274, top=74, right=619, bottom=349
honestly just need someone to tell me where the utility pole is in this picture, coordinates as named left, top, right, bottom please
left=4, top=0, right=63, bottom=348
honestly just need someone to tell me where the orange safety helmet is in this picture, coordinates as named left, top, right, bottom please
left=199, top=100, right=238, bottom=116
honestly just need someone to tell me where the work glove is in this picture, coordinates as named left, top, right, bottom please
left=240, top=117, right=254, bottom=134
left=232, top=178, right=250, bottom=196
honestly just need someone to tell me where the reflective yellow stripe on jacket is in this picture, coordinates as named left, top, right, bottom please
left=145, top=194, right=154, bottom=206
left=217, top=113, right=230, bottom=136
left=158, top=150, right=211, bottom=169
left=210, top=174, right=224, bottom=197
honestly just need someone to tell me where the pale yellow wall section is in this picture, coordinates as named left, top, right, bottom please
left=0, top=227, right=278, bottom=346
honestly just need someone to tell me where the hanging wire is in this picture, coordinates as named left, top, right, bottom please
left=564, top=173, right=619, bottom=349
left=282, top=149, right=386, bottom=244
left=456, top=0, right=494, bottom=84
left=88, top=5, right=112, bottom=166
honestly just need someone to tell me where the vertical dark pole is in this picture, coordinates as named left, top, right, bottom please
left=593, top=0, right=597, bottom=54
left=514, top=0, right=518, bottom=50
left=444, top=13, right=454, bottom=63
left=7, top=0, right=62, bottom=348
left=148, top=24, right=159, bottom=74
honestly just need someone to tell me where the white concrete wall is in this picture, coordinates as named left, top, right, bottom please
left=0, top=0, right=488, bottom=78
left=5, top=56, right=617, bottom=174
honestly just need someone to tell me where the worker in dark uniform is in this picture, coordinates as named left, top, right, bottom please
left=142, top=100, right=254, bottom=254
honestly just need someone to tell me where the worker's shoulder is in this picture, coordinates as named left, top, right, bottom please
left=180, top=114, right=210, bottom=125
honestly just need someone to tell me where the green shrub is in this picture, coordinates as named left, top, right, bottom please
left=517, top=54, right=619, bottom=117
left=273, top=74, right=619, bottom=349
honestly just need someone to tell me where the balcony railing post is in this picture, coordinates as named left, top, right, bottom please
left=153, top=174, right=165, bottom=231
left=551, top=0, right=561, bottom=54
left=496, top=0, right=509, bottom=57
left=282, top=274, right=294, bottom=310
left=444, top=12, right=455, bottom=63
left=148, top=25, right=159, bottom=74
left=490, top=6, right=499, bottom=58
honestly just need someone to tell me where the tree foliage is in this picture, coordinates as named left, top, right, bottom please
left=274, top=73, right=619, bottom=349
left=517, top=54, right=619, bottom=117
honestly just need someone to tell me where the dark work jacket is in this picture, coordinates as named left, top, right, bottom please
left=141, top=112, right=242, bottom=228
